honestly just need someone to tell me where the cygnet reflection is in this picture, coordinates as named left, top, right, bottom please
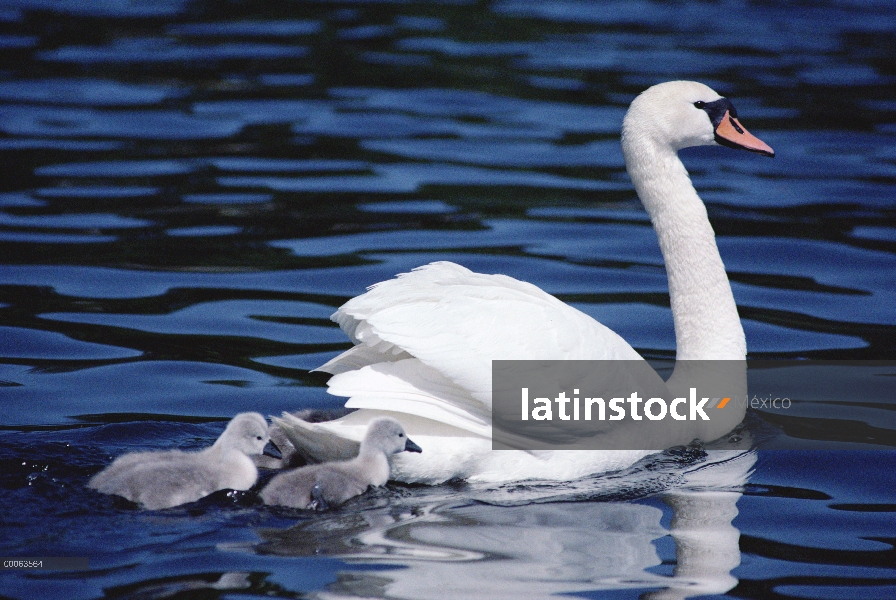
left=88, top=412, right=269, bottom=510
left=261, top=417, right=422, bottom=510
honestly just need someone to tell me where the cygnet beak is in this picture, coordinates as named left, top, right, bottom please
left=262, top=440, right=282, bottom=458
left=404, top=438, right=423, bottom=453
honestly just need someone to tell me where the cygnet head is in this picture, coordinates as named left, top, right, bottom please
left=622, top=80, right=774, bottom=156
left=361, top=418, right=422, bottom=456
left=217, top=412, right=269, bottom=455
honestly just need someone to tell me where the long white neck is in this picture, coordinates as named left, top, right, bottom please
left=623, top=136, right=746, bottom=361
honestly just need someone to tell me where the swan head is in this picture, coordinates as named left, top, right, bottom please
left=362, top=417, right=423, bottom=456
left=219, top=412, right=270, bottom=455
left=622, top=81, right=774, bottom=157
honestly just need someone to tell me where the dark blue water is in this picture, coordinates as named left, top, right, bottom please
left=1, top=0, right=895, bottom=598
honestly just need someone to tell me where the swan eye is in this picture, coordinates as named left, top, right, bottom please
left=693, top=101, right=706, bottom=109
left=398, top=433, right=404, bottom=437
left=256, top=436, right=263, bottom=440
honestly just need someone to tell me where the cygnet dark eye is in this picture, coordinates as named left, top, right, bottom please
left=398, top=433, right=404, bottom=438
left=256, top=436, right=263, bottom=440
left=693, top=101, right=706, bottom=109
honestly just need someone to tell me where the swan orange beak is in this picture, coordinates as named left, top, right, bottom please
left=714, top=110, right=775, bottom=157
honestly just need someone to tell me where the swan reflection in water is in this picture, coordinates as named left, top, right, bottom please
left=257, top=446, right=756, bottom=600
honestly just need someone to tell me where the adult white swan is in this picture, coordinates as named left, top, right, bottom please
left=275, top=81, right=774, bottom=484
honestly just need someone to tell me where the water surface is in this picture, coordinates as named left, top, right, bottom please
left=1, top=0, right=895, bottom=598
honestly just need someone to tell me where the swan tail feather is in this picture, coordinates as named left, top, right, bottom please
left=271, top=412, right=360, bottom=464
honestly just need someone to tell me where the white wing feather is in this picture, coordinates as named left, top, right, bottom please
left=332, top=262, right=643, bottom=410
left=329, top=358, right=491, bottom=437
left=277, top=262, right=654, bottom=483
left=316, top=344, right=411, bottom=375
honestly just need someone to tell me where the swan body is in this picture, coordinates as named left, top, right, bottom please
left=275, top=81, right=773, bottom=484
left=89, top=412, right=269, bottom=509
left=261, top=417, right=422, bottom=509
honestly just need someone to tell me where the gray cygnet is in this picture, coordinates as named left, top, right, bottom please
left=260, top=417, right=421, bottom=510
left=89, top=412, right=269, bottom=510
